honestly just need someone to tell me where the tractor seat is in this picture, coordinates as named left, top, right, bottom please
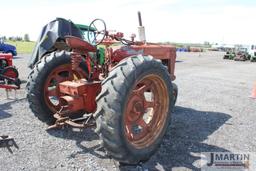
left=65, top=36, right=97, bottom=53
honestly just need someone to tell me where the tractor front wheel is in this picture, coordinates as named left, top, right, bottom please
left=94, top=55, right=173, bottom=164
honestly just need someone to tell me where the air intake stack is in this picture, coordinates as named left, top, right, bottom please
left=138, top=11, right=146, bottom=43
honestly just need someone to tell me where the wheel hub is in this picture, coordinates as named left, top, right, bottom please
left=126, top=95, right=145, bottom=122
left=124, top=74, right=169, bottom=149
left=44, top=64, right=87, bottom=113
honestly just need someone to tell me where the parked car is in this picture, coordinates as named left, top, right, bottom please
left=0, top=39, right=17, bottom=56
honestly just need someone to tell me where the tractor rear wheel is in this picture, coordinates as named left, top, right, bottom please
left=26, top=51, right=88, bottom=124
left=94, top=55, right=173, bottom=164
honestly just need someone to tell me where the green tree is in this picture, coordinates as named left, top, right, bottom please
left=24, top=34, right=30, bottom=42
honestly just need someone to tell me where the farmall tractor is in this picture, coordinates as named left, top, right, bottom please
left=27, top=13, right=177, bottom=164
left=0, top=53, right=20, bottom=90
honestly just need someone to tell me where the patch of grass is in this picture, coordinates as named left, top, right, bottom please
left=6, top=40, right=36, bottom=54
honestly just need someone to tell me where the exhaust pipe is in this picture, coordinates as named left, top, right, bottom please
left=137, top=11, right=146, bottom=43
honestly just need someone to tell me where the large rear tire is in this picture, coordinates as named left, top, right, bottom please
left=94, top=55, right=173, bottom=164
left=26, top=51, right=88, bottom=124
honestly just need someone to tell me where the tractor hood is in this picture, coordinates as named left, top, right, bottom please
left=28, top=18, right=84, bottom=68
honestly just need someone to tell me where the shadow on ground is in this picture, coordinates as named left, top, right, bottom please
left=0, top=98, right=26, bottom=120
left=142, top=106, right=232, bottom=171
left=175, top=60, right=184, bottom=63
left=47, top=126, right=106, bottom=160
left=47, top=106, right=231, bottom=171
left=0, top=110, right=12, bottom=120
left=13, top=56, right=25, bottom=59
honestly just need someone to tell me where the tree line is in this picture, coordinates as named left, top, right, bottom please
left=1, top=34, right=30, bottom=42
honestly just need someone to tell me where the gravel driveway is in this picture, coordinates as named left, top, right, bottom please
left=0, top=51, right=255, bottom=171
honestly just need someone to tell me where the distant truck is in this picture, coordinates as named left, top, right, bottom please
left=0, top=39, right=17, bottom=56
left=223, top=50, right=236, bottom=60
left=233, top=47, right=250, bottom=61
left=249, top=45, right=256, bottom=62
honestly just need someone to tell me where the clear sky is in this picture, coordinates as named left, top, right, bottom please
left=1, top=0, right=256, bottom=44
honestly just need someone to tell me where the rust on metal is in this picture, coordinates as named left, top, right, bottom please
left=58, top=79, right=101, bottom=113
left=44, top=64, right=87, bottom=113
left=47, top=32, right=176, bottom=130
left=45, top=15, right=177, bottom=133
left=70, top=52, right=82, bottom=70
left=47, top=110, right=96, bottom=130
left=110, top=44, right=176, bottom=80
left=0, top=53, right=13, bottom=66
left=131, top=44, right=176, bottom=80
left=124, top=74, right=169, bottom=149
left=65, top=36, right=97, bottom=53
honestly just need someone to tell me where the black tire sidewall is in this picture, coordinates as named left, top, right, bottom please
left=27, top=51, right=88, bottom=124
left=121, top=66, right=173, bottom=162
left=172, top=82, right=178, bottom=106
left=95, top=55, right=174, bottom=164
left=36, top=52, right=73, bottom=116
left=105, top=57, right=173, bottom=163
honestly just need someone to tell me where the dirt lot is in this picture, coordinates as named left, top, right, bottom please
left=0, top=51, right=255, bottom=171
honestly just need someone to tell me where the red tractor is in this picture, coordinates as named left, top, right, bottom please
left=27, top=13, right=177, bottom=164
left=0, top=53, right=20, bottom=90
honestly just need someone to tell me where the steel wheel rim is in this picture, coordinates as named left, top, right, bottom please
left=124, top=74, right=169, bottom=149
left=44, top=64, right=87, bottom=112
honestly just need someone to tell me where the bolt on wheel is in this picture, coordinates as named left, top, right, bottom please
left=124, top=74, right=169, bottom=149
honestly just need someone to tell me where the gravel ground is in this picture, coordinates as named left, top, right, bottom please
left=0, top=51, right=255, bottom=171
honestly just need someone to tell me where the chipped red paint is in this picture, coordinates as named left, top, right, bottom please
left=111, top=44, right=176, bottom=80
left=51, top=30, right=176, bottom=129
left=58, top=80, right=101, bottom=113
left=0, top=53, right=13, bottom=66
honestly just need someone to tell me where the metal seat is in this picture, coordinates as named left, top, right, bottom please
left=65, top=36, right=97, bottom=53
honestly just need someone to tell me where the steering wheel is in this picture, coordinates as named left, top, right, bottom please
left=87, top=19, right=107, bottom=45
